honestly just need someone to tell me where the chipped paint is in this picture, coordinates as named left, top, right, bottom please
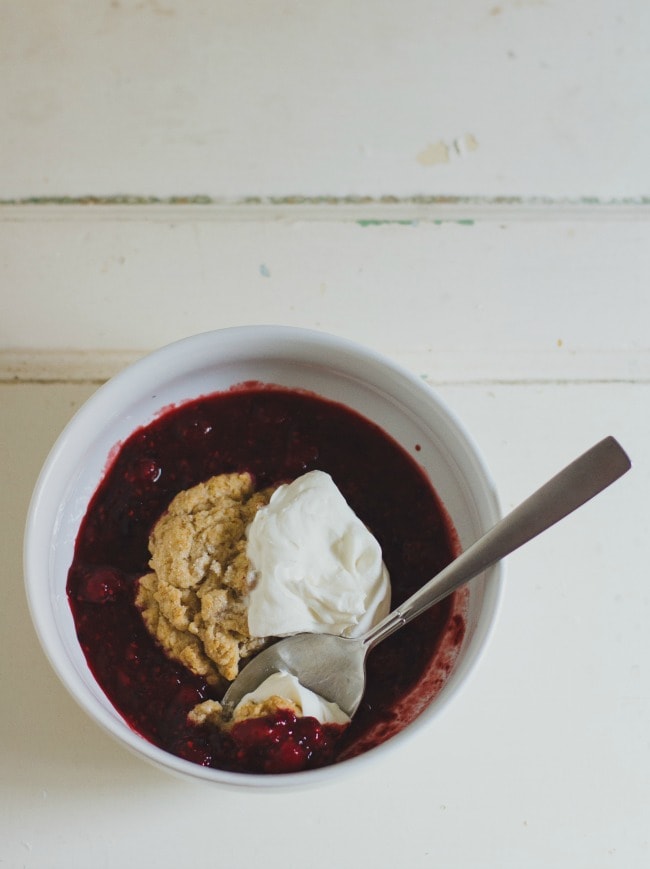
left=0, top=196, right=647, bottom=231
left=358, top=218, right=472, bottom=227
left=454, top=133, right=479, bottom=156
left=356, top=219, right=418, bottom=227
left=1, top=195, right=649, bottom=208
left=417, top=133, right=479, bottom=167
left=417, top=141, right=450, bottom=166
left=0, top=195, right=214, bottom=206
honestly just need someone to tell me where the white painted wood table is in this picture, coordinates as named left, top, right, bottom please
left=1, top=2, right=648, bottom=866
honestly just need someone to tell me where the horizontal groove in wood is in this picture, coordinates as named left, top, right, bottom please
left=1, top=197, right=650, bottom=224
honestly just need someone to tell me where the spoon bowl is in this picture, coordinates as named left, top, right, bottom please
left=223, top=436, right=631, bottom=718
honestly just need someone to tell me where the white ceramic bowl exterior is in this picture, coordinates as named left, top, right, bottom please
left=24, top=326, right=502, bottom=788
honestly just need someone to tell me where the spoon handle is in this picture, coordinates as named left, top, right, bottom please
left=364, top=436, right=631, bottom=649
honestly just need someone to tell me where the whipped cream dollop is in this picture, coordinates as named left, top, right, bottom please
left=246, top=470, right=391, bottom=638
left=235, top=670, right=351, bottom=725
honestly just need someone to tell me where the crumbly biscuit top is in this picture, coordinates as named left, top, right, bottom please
left=136, top=472, right=277, bottom=685
left=187, top=695, right=300, bottom=730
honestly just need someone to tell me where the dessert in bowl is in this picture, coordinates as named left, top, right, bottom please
left=24, top=326, right=502, bottom=787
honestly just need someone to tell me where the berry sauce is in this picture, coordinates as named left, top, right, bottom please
left=66, top=383, right=465, bottom=774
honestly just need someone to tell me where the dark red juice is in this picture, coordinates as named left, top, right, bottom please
left=67, top=383, right=465, bottom=774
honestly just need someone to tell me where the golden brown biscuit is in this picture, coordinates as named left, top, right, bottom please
left=136, top=472, right=277, bottom=685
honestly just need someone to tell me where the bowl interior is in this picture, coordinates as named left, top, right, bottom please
left=25, top=326, right=501, bottom=786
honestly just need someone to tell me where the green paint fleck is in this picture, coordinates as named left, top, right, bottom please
left=356, top=219, right=418, bottom=227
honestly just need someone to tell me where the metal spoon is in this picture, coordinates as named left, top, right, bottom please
left=222, top=436, right=630, bottom=719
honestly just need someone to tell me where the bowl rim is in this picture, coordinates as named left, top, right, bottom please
left=23, top=325, right=503, bottom=788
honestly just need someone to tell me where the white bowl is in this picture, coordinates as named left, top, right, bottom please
left=24, top=326, right=502, bottom=788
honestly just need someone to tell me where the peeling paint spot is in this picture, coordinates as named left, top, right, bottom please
left=454, top=132, right=479, bottom=155
left=417, top=141, right=450, bottom=166
left=418, top=134, right=478, bottom=167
